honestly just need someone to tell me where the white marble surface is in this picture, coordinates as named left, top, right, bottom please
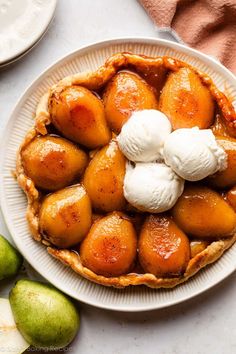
left=1, top=1, right=236, bottom=353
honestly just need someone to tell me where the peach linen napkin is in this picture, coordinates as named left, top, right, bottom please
left=139, top=0, right=236, bottom=74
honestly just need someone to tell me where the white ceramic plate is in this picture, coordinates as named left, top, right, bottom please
left=1, top=38, right=236, bottom=312
left=0, top=0, right=57, bottom=65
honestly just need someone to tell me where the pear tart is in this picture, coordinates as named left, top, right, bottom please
left=16, top=52, right=236, bottom=288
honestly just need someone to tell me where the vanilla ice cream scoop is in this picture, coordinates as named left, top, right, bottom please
left=117, top=109, right=172, bottom=162
left=163, top=127, right=227, bottom=181
left=124, top=162, right=184, bottom=213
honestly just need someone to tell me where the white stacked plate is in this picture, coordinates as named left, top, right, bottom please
left=1, top=38, right=236, bottom=311
left=0, top=0, right=57, bottom=68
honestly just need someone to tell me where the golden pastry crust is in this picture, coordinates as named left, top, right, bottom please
left=48, top=234, right=236, bottom=288
left=16, top=52, right=236, bottom=288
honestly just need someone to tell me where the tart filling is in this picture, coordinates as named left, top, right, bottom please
left=16, top=52, right=236, bottom=288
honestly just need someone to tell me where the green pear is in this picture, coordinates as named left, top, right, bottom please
left=0, top=298, right=30, bottom=354
left=0, top=235, right=23, bottom=280
left=9, top=279, right=80, bottom=349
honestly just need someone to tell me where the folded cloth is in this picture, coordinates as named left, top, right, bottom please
left=139, top=0, right=236, bottom=74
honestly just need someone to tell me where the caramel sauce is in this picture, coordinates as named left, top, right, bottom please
left=17, top=52, right=236, bottom=287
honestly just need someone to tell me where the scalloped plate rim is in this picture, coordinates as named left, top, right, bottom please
left=0, top=37, right=236, bottom=312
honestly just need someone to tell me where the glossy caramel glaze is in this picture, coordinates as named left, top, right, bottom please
left=50, top=85, right=111, bottom=148
left=133, top=64, right=168, bottom=98
left=39, top=185, right=92, bottom=248
left=159, top=67, right=214, bottom=129
left=211, top=113, right=236, bottom=139
left=190, top=240, right=210, bottom=258
left=21, top=135, right=88, bottom=191
left=172, top=185, right=236, bottom=238
left=208, top=136, right=236, bottom=188
left=83, top=139, right=126, bottom=212
left=226, top=186, right=236, bottom=212
left=16, top=52, right=236, bottom=288
left=80, top=212, right=137, bottom=277
left=43, top=53, right=235, bottom=132
left=103, top=71, right=158, bottom=132
left=138, top=215, right=190, bottom=277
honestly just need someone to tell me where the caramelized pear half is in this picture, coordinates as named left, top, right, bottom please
left=21, top=135, right=88, bottom=191
left=39, top=185, right=92, bottom=248
left=172, top=185, right=236, bottom=238
left=208, top=136, right=236, bottom=188
left=226, top=186, right=236, bottom=212
left=83, top=140, right=126, bottom=212
left=50, top=86, right=111, bottom=148
left=138, top=215, right=190, bottom=277
left=103, top=71, right=158, bottom=132
left=159, top=67, right=214, bottom=129
left=80, top=212, right=137, bottom=277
